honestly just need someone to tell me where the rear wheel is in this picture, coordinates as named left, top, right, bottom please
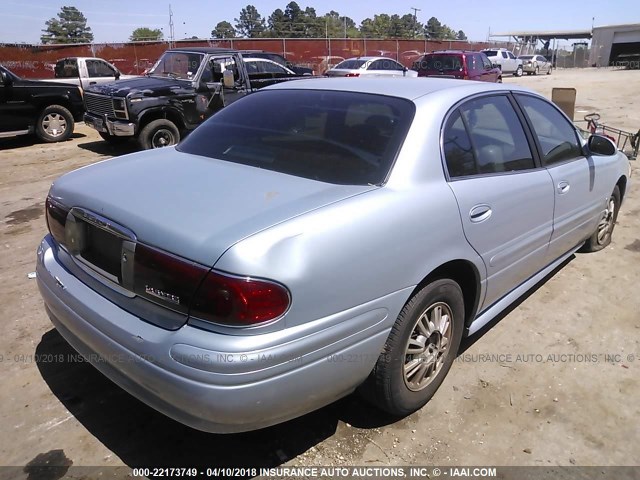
left=363, top=279, right=464, bottom=416
left=497, top=76, right=503, bottom=83
left=547, top=66, right=553, bottom=75
left=138, top=119, right=180, bottom=150
left=515, top=65, right=523, bottom=77
left=36, top=105, right=74, bottom=142
left=534, top=66, right=540, bottom=75
left=580, top=186, right=620, bottom=252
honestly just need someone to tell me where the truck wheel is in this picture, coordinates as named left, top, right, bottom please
left=36, top=105, right=74, bottom=143
left=515, top=65, right=523, bottom=77
left=99, top=132, right=130, bottom=145
left=139, top=119, right=180, bottom=149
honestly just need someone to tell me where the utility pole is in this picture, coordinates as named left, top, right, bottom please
left=169, top=4, right=175, bottom=48
left=411, top=7, right=421, bottom=38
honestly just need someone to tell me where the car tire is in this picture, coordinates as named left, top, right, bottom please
left=547, top=66, right=553, bottom=75
left=580, top=186, right=621, bottom=252
left=497, top=76, right=503, bottom=83
left=99, top=132, right=130, bottom=145
left=35, top=105, right=74, bottom=143
left=515, top=66, right=523, bottom=77
left=139, top=119, right=180, bottom=150
left=534, top=66, right=539, bottom=75
left=363, top=278, right=464, bottom=416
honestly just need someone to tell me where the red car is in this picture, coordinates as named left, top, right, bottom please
left=413, top=50, right=502, bottom=82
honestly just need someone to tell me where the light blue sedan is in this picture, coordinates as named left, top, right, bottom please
left=37, top=77, right=630, bottom=433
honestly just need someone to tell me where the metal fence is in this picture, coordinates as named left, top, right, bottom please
left=1, top=37, right=510, bottom=77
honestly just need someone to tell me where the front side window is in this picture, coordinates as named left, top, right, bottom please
left=86, top=60, right=116, bottom=78
left=178, top=90, right=415, bottom=185
left=444, top=95, right=535, bottom=176
left=515, top=94, right=583, bottom=165
left=148, top=51, right=204, bottom=80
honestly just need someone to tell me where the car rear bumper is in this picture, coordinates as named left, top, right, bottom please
left=84, top=112, right=135, bottom=137
left=36, top=235, right=399, bottom=433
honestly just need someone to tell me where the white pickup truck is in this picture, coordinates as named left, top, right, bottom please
left=43, top=57, right=137, bottom=89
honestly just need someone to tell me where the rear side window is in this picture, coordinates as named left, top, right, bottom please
left=54, top=59, right=79, bottom=78
left=443, top=95, right=535, bottom=177
left=335, top=59, right=366, bottom=69
left=443, top=111, right=475, bottom=177
left=178, top=90, right=415, bottom=185
left=417, top=55, right=462, bottom=71
left=515, top=94, right=583, bottom=165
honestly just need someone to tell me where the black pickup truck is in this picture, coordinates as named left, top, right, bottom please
left=83, top=47, right=307, bottom=149
left=0, top=65, right=84, bottom=143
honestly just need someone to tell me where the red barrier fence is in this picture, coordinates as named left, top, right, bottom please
left=0, top=38, right=501, bottom=78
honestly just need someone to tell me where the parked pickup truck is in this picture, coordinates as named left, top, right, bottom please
left=44, top=57, right=137, bottom=90
left=481, top=48, right=523, bottom=77
left=83, top=47, right=307, bottom=149
left=0, top=64, right=84, bottom=143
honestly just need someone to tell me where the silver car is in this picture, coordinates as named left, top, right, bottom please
left=37, top=78, right=629, bottom=433
left=519, top=54, right=553, bottom=75
left=325, top=56, right=418, bottom=77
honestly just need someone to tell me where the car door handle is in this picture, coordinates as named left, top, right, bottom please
left=469, top=204, right=492, bottom=223
left=557, top=181, right=570, bottom=194
left=89, top=81, right=96, bottom=85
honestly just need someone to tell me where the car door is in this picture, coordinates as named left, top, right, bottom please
left=442, top=94, right=555, bottom=309
left=514, top=93, right=611, bottom=260
left=84, top=59, right=120, bottom=88
left=0, top=68, right=33, bottom=133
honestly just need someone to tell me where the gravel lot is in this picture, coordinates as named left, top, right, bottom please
left=0, top=68, right=639, bottom=475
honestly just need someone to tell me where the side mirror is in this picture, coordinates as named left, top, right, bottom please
left=587, top=134, right=617, bottom=156
left=1, top=71, right=11, bottom=86
left=222, top=69, right=235, bottom=88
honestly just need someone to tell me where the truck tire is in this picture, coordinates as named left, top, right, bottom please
left=515, top=65, right=523, bottom=77
left=99, top=132, right=130, bottom=145
left=139, top=119, right=180, bottom=149
left=36, top=105, right=74, bottom=143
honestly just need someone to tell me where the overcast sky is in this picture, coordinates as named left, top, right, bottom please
left=1, top=0, right=638, bottom=44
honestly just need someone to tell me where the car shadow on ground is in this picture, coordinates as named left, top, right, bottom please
left=0, top=133, right=86, bottom=150
left=77, top=140, right=139, bottom=157
left=35, top=329, right=399, bottom=471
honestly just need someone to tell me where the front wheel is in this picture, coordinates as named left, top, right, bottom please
left=139, top=119, right=180, bottom=150
left=36, top=105, right=74, bottom=143
left=515, top=66, right=523, bottom=77
left=580, top=186, right=620, bottom=252
left=362, top=279, right=464, bottom=416
left=547, top=66, right=553, bottom=75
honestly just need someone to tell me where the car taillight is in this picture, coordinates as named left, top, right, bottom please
left=191, top=271, right=290, bottom=327
left=45, top=196, right=69, bottom=246
left=345, top=73, right=360, bottom=77
left=133, top=244, right=209, bottom=315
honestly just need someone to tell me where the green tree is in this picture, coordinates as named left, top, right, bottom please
left=424, top=17, right=443, bottom=39
left=129, top=27, right=163, bottom=41
left=456, top=30, right=468, bottom=41
left=322, top=11, right=357, bottom=38
left=235, top=5, right=266, bottom=38
left=267, top=8, right=288, bottom=37
left=211, top=21, right=235, bottom=39
left=41, top=6, right=94, bottom=44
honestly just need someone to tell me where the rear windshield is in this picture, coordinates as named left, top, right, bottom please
left=483, top=50, right=498, bottom=57
left=415, top=55, right=463, bottom=71
left=334, top=59, right=367, bottom=70
left=177, top=89, right=415, bottom=185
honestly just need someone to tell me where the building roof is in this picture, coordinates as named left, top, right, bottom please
left=490, top=29, right=592, bottom=41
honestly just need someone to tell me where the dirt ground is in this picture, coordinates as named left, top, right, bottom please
left=1, top=68, right=639, bottom=476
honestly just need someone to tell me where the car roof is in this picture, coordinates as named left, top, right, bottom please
left=168, top=47, right=238, bottom=54
left=265, top=77, right=536, bottom=102
left=428, top=50, right=482, bottom=55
